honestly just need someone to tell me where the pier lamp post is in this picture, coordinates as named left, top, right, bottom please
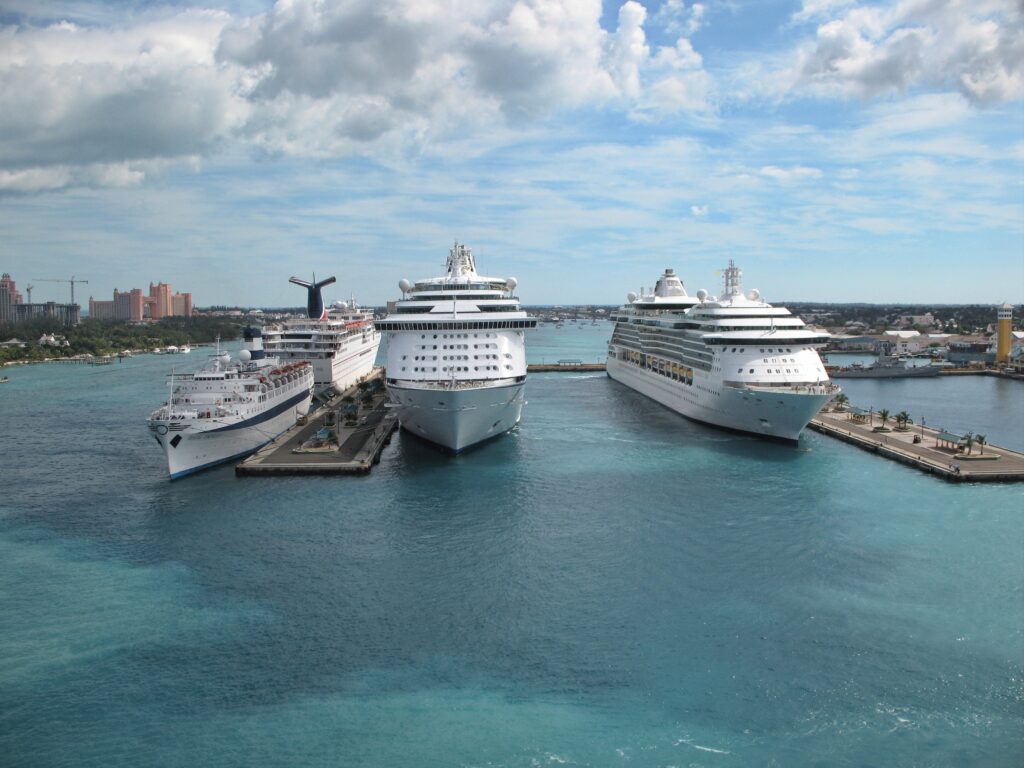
left=921, top=417, right=925, bottom=440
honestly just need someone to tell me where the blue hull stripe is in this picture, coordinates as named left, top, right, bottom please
left=206, top=389, right=309, bottom=433
left=168, top=437, right=279, bottom=480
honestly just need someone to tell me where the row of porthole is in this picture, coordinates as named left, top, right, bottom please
left=405, top=354, right=500, bottom=361
left=420, top=333, right=498, bottom=339
left=404, top=365, right=509, bottom=372
left=724, top=347, right=816, bottom=354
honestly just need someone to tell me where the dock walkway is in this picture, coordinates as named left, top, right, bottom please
left=809, top=409, right=1024, bottom=482
left=236, top=369, right=397, bottom=476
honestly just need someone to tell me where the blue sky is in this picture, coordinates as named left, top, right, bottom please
left=1, top=0, right=1022, bottom=307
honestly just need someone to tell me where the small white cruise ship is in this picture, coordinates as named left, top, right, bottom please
left=262, top=275, right=380, bottom=395
left=375, top=242, right=538, bottom=452
left=607, top=262, right=837, bottom=441
left=147, top=328, right=314, bottom=479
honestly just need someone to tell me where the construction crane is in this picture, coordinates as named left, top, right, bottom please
left=33, top=276, right=89, bottom=306
left=25, top=284, right=34, bottom=304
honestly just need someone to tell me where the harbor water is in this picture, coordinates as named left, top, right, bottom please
left=1, top=325, right=1021, bottom=766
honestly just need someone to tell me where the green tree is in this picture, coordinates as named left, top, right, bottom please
left=878, top=409, right=890, bottom=429
left=976, top=434, right=986, bottom=455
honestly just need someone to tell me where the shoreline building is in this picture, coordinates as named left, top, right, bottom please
left=89, top=288, right=145, bottom=321
left=16, top=302, right=81, bottom=326
left=0, top=273, right=25, bottom=323
left=89, top=282, right=192, bottom=321
left=3, top=273, right=81, bottom=326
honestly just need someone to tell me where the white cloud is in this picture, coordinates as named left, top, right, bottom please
left=654, top=1, right=707, bottom=36
left=782, top=0, right=1024, bottom=104
left=0, top=10, right=246, bottom=188
left=608, top=1, right=650, bottom=99
left=792, top=0, right=856, bottom=24
left=0, top=1, right=716, bottom=190
left=691, top=204, right=708, bottom=216
left=759, top=165, right=823, bottom=181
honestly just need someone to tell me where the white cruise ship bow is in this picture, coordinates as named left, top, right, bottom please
left=376, top=242, right=537, bottom=452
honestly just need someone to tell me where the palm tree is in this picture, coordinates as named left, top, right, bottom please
left=976, top=434, right=986, bottom=455
left=879, top=408, right=890, bottom=430
left=896, top=410, right=911, bottom=430
left=964, top=432, right=974, bottom=455
left=834, top=393, right=849, bottom=411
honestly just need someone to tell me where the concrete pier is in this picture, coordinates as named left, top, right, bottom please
left=236, top=369, right=398, bottom=476
left=527, top=362, right=606, bottom=372
left=809, top=408, right=1024, bottom=483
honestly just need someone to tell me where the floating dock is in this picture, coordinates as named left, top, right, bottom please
left=236, top=369, right=397, bottom=476
left=809, top=409, right=1024, bottom=483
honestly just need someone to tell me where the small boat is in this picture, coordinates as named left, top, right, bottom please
left=0, top=376, right=9, bottom=384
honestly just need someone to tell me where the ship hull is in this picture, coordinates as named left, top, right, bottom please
left=829, top=365, right=939, bottom=378
left=607, top=356, right=829, bottom=442
left=388, top=381, right=525, bottom=453
left=152, top=390, right=312, bottom=479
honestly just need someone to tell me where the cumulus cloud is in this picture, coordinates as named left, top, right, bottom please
left=785, top=0, right=1024, bottom=104
left=690, top=204, right=708, bottom=216
left=0, top=1, right=716, bottom=192
left=791, top=0, right=856, bottom=24
left=654, top=1, right=706, bottom=36
left=0, top=10, right=245, bottom=190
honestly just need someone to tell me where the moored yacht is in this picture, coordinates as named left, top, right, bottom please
left=375, top=242, right=537, bottom=452
left=607, top=262, right=837, bottom=441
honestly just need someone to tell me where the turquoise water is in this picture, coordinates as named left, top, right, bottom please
left=1, top=333, right=1022, bottom=766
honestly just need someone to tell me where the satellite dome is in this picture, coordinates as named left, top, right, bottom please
left=627, top=291, right=638, bottom=303
left=334, top=300, right=349, bottom=310
left=237, top=349, right=251, bottom=363
left=748, top=288, right=760, bottom=301
left=506, top=277, right=518, bottom=292
left=399, top=278, right=412, bottom=293
left=696, top=289, right=708, bottom=301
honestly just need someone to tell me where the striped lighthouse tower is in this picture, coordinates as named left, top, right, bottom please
left=996, top=302, right=1013, bottom=364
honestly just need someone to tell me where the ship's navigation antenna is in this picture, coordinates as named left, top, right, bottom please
left=720, top=260, right=743, bottom=297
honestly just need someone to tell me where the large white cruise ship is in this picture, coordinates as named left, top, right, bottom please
left=148, top=328, right=314, bottom=479
left=262, top=275, right=380, bottom=395
left=375, top=242, right=538, bottom=452
left=606, top=262, right=837, bottom=441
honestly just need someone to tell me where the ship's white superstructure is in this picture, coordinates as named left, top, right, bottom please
left=262, top=275, right=380, bottom=395
left=147, top=328, right=313, bottom=479
left=376, top=242, right=538, bottom=452
left=607, top=263, right=837, bottom=441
